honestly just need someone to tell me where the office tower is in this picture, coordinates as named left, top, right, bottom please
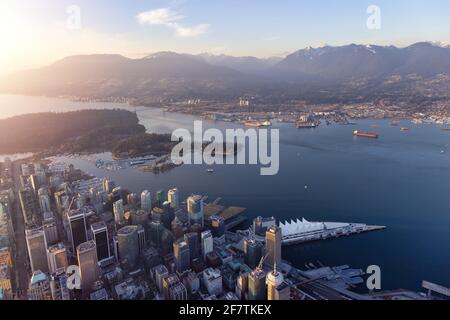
left=102, top=178, right=115, bottom=194
left=38, top=193, right=51, bottom=214
left=0, top=200, right=11, bottom=249
left=117, top=225, right=140, bottom=271
left=248, top=268, right=266, bottom=300
left=162, top=275, right=188, bottom=300
left=131, top=209, right=149, bottom=227
left=265, top=225, right=282, bottom=267
left=171, top=217, right=184, bottom=240
left=244, top=238, right=264, bottom=269
left=77, top=241, right=99, bottom=296
left=67, top=210, right=87, bottom=253
left=140, top=190, right=152, bottom=212
left=202, top=268, right=223, bottom=296
left=28, top=270, right=51, bottom=300
left=266, top=264, right=285, bottom=300
left=113, top=199, right=125, bottom=225
left=152, top=264, right=169, bottom=293
left=236, top=271, right=249, bottom=300
left=151, top=207, right=164, bottom=222
left=127, top=193, right=138, bottom=207
left=162, top=202, right=174, bottom=229
left=112, top=236, right=119, bottom=262
left=26, top=228, right=49, bottom=273
left=167, top=188, right=179, bottom=209
left=91, top=221, right=110, bottom=262
left=210, top=215, right=225, bottom=238
left=19, top=188, right=39, bottom=225
left=110, top=186, right=123, bottom=203
left=187, top=195, right=204, bottom=227
left=29, top=174, right=41, bottom=195
left=137, top=225, right=146, bottom=253
left=47, top=243, right=68, bottom=274
left=173, top=239, right=190, bottom=273
left=253, top=216, right=276, bottom=236
left=50, top=271, right=70, bottom=300
left=43, top=211, right=58, bottom=245
left=201, top=230, right=213, bottom=260
left=184, top=232, right=199, bottom=260
left=156, top=190, right=164, bottom=208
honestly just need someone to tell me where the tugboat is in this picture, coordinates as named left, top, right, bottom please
left=207, top=169, right=215, bottom=173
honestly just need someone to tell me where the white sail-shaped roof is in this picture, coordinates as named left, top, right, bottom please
left=278, top=218, right=325, bottom=237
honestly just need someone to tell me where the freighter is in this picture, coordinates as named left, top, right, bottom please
left=352, top=130, right=379, bottom=139
left=296, top=121, right=319, bottom=129
left=245, top=121, right=262, bottom=128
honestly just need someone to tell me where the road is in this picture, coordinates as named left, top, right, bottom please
left=11, top=161, right=30, bottom=299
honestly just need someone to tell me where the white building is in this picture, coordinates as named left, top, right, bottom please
left=202, top=268, right=223, bottom=296
left=201, top=230, right=213, bottom=259
left=141, top=190, right=152, bottom=212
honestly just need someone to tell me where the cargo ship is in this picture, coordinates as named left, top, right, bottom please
left=244, top=121, right=262, bottom=128
left=400, top=127, right=410, bottom=131
left=296, top=121, right=319, bottom=129
left=352, top=130, right=379, bottom=139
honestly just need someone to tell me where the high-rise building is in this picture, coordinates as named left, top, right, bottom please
left=102, top=178, right=115, bottom=194
left=173, top=239, right=190, bottom=273
left=19, top=188, right=39, bottom=225
left=131, top=209, right=149, bottom=227
left=235, top=271, right=249, bottom=300
left=266, top=264, right=285, bottom=300
left=201, top=230, right=213, bottom=260
left=253, top=216, right=276, bottom=236
left=91, top=221, right=110, bottom=262
left=265, top=225, right=282, bottom=267
left=210, top=215, right=225, bottom=238
left=184, top=232, right=199, bottom=261
left=29, top=174, right=41, bottom=195
left=50, top=271, right=70, bottom=300
left=151, top=207, right=164, bottom=222
left=127, top=193, right=138, bottom=208
left=167, top=188, right=179, bottom=209
left=28, top=270, right=51, bottom=300
left=47, top=243, right=68, bottom=274
left=140, top=190, right=152, bottom=212
left=162, top=274, right=187, bottom=300
left=25, top=228, right=49, bottom=273
left=38, top=194, right=51, bottom=214
left=152, top=264, right=169, bottom=293
left=67, top=210, right=87, bottom=254
left=155, top=190, right=164, bottom=208
left=77, top=241, right=99, bottom=296
left=43, top=211, right=59, bottom=245
left=248, top=268, right=266, bottom=300
left=137, top=224, right=146, bottom=253
left=117, top=225, right=140, bottom=271
left=202, top=268, right=223, bottom=296
left=244, top=238, right=264, bottom=269
left=113, top=199, right=125, bottom=224
left=187, top=195, right=204, bottom=227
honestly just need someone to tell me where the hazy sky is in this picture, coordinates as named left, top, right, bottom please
left=1, top=0, right=449, bottom=75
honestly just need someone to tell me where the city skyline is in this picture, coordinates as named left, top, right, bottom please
left=1, top=0, right=450, bottom=75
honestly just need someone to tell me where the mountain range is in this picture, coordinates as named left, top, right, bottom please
left=1, top=42, right=449, bottom=104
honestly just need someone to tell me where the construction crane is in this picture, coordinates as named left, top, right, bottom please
left=257, top=253, right=269, bottom=271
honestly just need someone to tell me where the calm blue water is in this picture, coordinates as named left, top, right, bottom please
left=1, top=94, right=450, bottom=291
